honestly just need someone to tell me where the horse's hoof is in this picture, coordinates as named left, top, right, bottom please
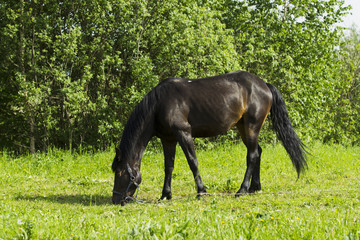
left=159, top=193, right=172, bottom=201
left=235, top=189, right=248, bottom=197
left=235, top=193, right=243, bottom=198
left=249, top=184, right=261, bottom=193
left=248, top=188, right=261, bottom=194
left=196, top=192, right=208, bottom=199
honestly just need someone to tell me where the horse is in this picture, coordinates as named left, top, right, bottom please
left=111, top=71, right=307, bottom=205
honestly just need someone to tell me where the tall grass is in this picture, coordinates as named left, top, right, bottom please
left=0, top=143, right=359, bottom=239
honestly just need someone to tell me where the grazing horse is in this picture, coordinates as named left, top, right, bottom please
left=112, top=71, right=307, bottom=205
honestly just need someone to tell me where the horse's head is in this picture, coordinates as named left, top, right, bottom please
left=112, top=148, right=142, bottom=205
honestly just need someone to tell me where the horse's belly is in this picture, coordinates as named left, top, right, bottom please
left=191, top=126, right=231, bottom=138
left=189, top=116, right=239, bottom=138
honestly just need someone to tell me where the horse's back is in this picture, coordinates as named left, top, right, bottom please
left=154, top=71, right=272, bottom=138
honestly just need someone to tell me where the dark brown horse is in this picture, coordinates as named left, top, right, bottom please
left=112, top=71, right=307, bottom=205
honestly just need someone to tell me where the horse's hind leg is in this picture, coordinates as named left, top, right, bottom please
left=160, top=139, right=176, bottom=200
left=236, top=118, right=263, bottom=195
left=249, top=145, right=262, bottom=193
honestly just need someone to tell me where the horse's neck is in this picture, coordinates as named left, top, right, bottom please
left=133, top=128, right=153, bottom=166
left=121, top=90, right=158, bottom=167
left=122, top=115, right=154, bottom=168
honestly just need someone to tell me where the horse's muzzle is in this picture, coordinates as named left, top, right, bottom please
left=112, top=196, right=127, bottom=206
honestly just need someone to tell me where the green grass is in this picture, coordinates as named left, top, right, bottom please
left=1, top=143, right=359, bottom=239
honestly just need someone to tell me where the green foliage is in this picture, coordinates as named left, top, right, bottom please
left=338, top=26, right=360, bottom=145
left=220, top=0, right=353, bottom=143
left=0, top=0, right=357, bottom=153
left=0, top=143, right=359, bottom=238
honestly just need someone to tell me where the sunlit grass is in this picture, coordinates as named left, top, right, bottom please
left=1, top=142, right=359, bottom=239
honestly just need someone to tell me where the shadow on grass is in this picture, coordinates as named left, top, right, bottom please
left=15, top=194, right=112, bottom=206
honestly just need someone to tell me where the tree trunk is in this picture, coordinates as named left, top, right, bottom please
left=19, top=0, right=36, bottom=154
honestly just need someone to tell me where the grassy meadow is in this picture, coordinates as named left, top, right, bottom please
left=0, top=142, right=359, bottom=239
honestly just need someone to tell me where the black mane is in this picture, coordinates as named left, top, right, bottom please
left=112, top=81, right=170, bottom=171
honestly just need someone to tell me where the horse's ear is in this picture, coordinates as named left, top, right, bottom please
left=115, top=147, right=121, bottom=159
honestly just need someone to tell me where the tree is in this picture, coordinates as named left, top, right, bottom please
left=337, top=25, right=360, bottom=144
left=219, top=0, right=352, bottom=142
left=0, top=0, right=356, bottom=153
left=0, top=0, right=240, bottom=153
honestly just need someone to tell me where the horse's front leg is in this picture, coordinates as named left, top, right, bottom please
left=176, top=129, right=206, bottom=197
left=160, top=140, right=176, bottom=200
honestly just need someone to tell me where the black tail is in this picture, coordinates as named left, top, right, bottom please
left=266, top=83, right=308, bottom=177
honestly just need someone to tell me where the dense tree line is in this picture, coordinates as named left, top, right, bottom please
left=0, top=0, right=358, bottom=154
